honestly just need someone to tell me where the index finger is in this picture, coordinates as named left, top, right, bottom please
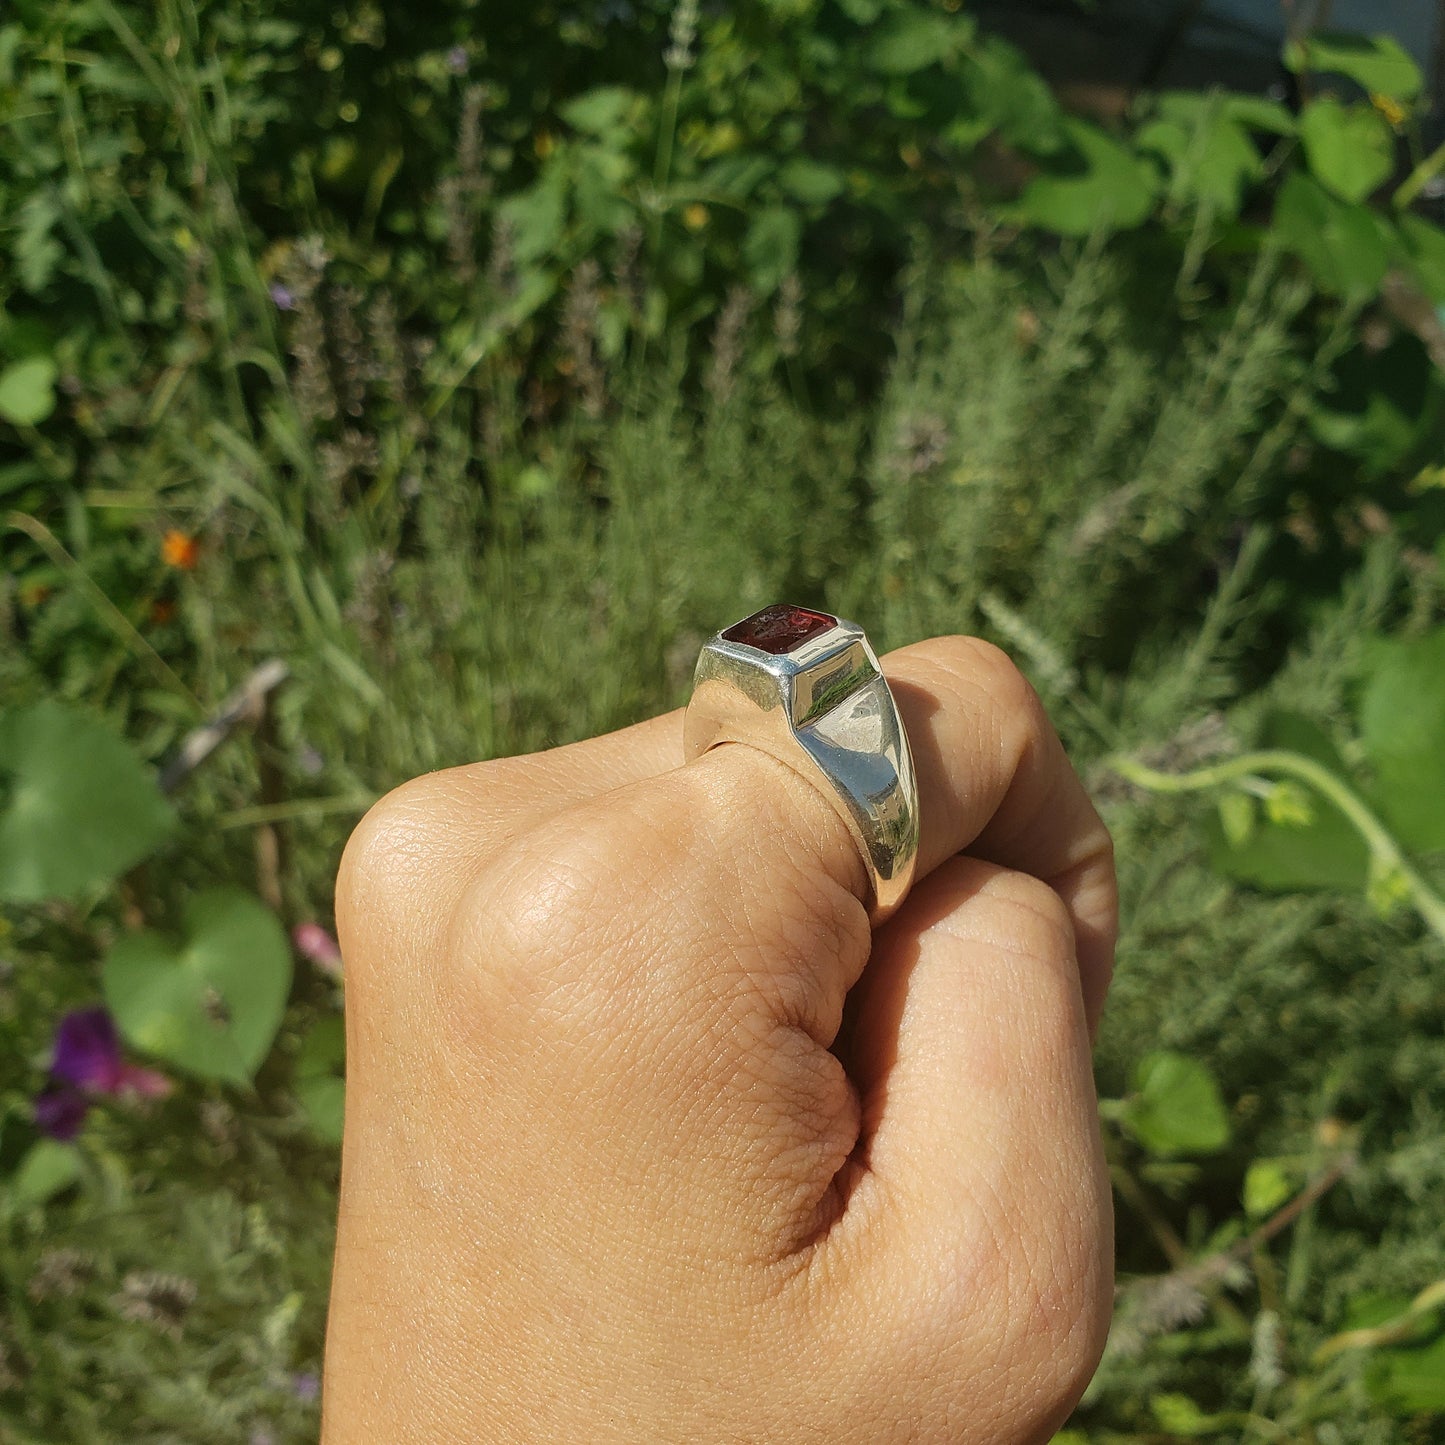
left=352, top=635, right=1115, bottom=1026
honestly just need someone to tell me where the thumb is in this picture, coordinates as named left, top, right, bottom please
left=830, top=855, right=1113, bottom=1442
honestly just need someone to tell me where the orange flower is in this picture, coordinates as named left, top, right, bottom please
left=161, top=529, right=200, bottom=570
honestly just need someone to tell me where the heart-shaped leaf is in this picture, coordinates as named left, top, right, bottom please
left=1285, top=31, right=1423, bottom=105
left=0, top=702, right=176, bottom=902
left=0, top=356, right=58, bottom=427
left=1123, top=1051, right=1230, bottom=1157
left=1299, top=98, right=1394, bottom=204
left=103, top=888, right=292, bottom=1085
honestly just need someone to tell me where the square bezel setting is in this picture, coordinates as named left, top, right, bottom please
left=720, top=604, right=838, bottom=656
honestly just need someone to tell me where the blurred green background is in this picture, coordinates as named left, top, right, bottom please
left=3, top=0, right=1445, bottom=1439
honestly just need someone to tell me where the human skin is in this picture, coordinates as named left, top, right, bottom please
left=322, top=635, right=1117, bottom=1443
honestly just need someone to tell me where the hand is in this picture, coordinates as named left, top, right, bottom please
left=322, top=636, right=1116, bottom=1443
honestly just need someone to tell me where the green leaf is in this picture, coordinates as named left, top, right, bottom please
left=296, top=1016, right=345, bottom=1144
left=1124, top=1051, right=1230, bottom=1157
left=497, top=169, right=568, bottom=267
left=1222, top=94, right=1298, bottom=136
left=1150, top=1392, right=1219, bottom=1434
left=743, top=204, right=802, bottom=293
left=558, top=87, right=639, bottom=138
left=867, top=11, right=967, bottom=75
left=1264, top=780, right=1314, bottom=828
left=1298, top=99, right=1394, bottom=204
left=297, top=1075, right=345, bottom=1145
left=1310, top=384, right=1422, bottom=477
left=1397, top=214, right=1445, bottom=304
left=1365, top=1332, right=1445, bottom=1414
left=1217, top=792, right=1257, bottom=848
left=0, top=356, right=57, bottom=426
left=1243, top=1159, right=1294, bottom=1219
left=1206, top=713, right=1370, bottom=891
left=1014, top=119, right=1157, bottom=237
left=103, top=888, right=293, bottom=1085
left=778, top=158, right=846, bottom=205
left=5, top=1139, right=83, bottom=1211
left=1136, top=93, right=1263, bottom=217
left=1310, top=332, right=1431, bottom=477
left=1285, top=31, right=1423, bottom=104
left=965, top=36, right=1066, bottom=156
left=0, top=702, right=177, bottom=902
left=1366, top=853, right=1412, bottom=917
left=1272, top=171, right=1390, bottom=299
left=700, top=154, right=774, bottom=202
left=1357, top=627, right=1445, bottom=854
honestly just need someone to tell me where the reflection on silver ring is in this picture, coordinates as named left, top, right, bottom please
left=683, top=604, right=919, bottom=925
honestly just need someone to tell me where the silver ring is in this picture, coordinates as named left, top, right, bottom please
left=684, top=604, right=919, bottom=925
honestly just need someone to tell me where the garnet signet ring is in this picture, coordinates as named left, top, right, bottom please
left=684, top=604, right=920, bottom=925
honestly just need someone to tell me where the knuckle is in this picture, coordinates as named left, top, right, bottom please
left=459, top=805, right=647, bottom=1011
left=930, top=636, right=1053, bottom=759
left=336, top=774, right=451, bottom=937
left=475, top=827, right=612, bottom=960
left=935, top=635, right=1036, bottom=709
left=980, top=867, right=1078, bottom=968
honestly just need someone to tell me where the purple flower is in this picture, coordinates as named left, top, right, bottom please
left=33, top=1007, right=172, bottom=1140
left=52, top=1006, right=125, bottom=1091
left=292, top=1370, right=320, bottom=1402
left=34, top=1087, right=89, bottom=1142
left=269, top=282, right=296, bottom=311
left=292, top=922, right=343, bottom=978
left=445, top=45, right=468, bottom=74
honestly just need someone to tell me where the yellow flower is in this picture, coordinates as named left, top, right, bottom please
left=534, top=130, right=556, bottom=159
left=1372, top=91, right=1408, bottom=128
left=682, top=202, right=709, bottom=231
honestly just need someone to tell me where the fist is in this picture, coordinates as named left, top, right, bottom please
left=322, top=636, right=1116, bottom=1443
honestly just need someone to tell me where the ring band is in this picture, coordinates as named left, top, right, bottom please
left=683, top=604, right=920, bottom=924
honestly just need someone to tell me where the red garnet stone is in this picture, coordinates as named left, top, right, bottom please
left=722, top=604, right=837, bottom=655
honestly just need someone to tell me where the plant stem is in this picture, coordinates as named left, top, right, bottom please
left=1313, top=1275, right=1445, bottom=1362
left=215, top=795, right=375, bottom=830
left=1110, top=749, right=1445, bottom=945
left=1394, top=138, right=1445, bottom=211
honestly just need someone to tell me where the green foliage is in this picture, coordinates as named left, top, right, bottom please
left=0, top=357, right=58, bottom=427
left=103, top=888, right=293, bottom=1086
left=1358, top=628, right=1445, bottom=855
left=1298, top=98, right=1395, bottom=205
left=1, top=1, right=1443, bottom=1439
left=294, top=1017, right=345, bottom=1144
left=1285, top=30, right=1424, bottom=103
left=1013, top=118, right=1158, bottom=236
left=1119, top=1051, right=1231, bottom=1157
left=1242, top=1158, right=1294, bottom=1219
left=4, top=1138, right=82, bottom=1213
left=0, top=702, right=176, bottom=902
left=1206, top=713, right=1369, bottom=892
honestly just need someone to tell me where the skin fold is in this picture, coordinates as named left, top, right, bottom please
left=322, top=635, right=1117, bottom=1443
